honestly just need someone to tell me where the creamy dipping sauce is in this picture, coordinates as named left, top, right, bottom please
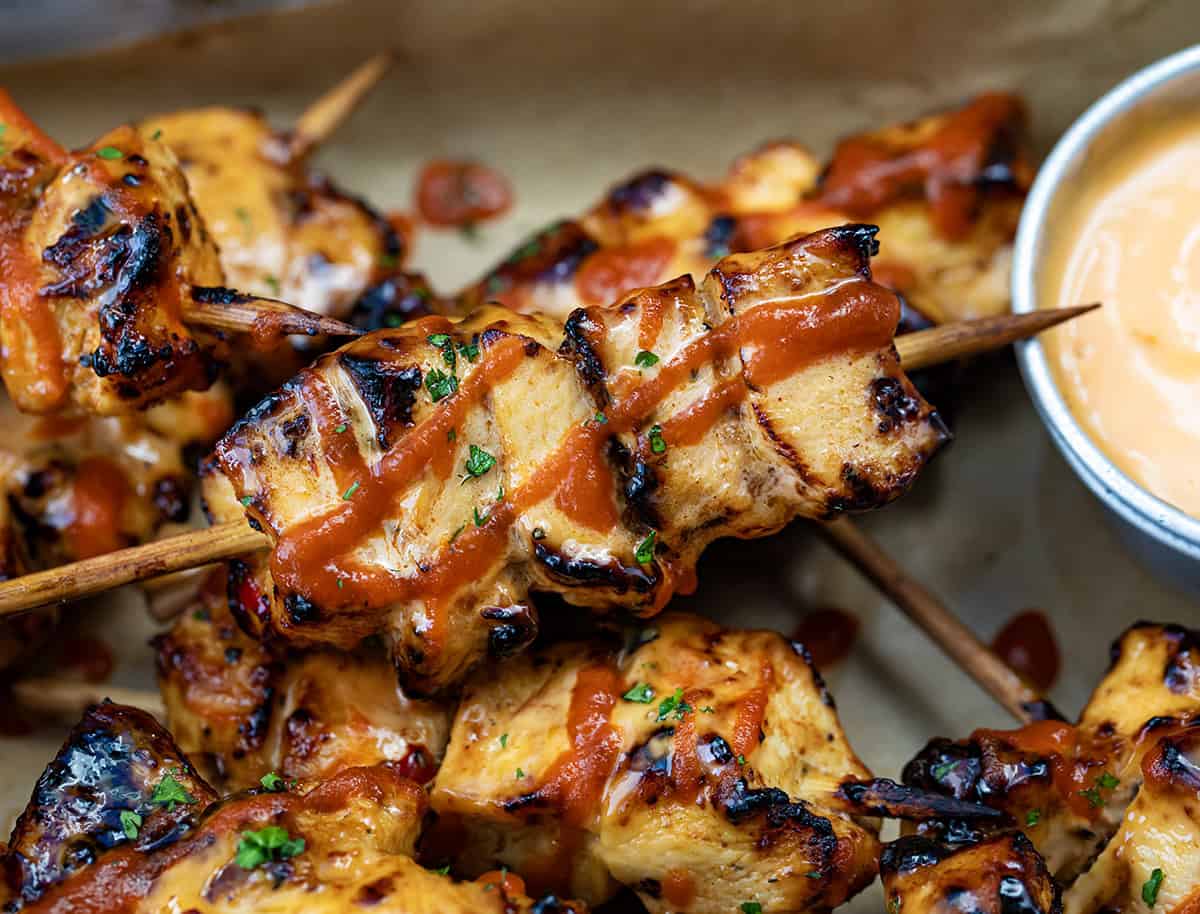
left=1042, top=117, right=1200, bottom=518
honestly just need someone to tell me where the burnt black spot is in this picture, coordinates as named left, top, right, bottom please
left=238, top=687, right=274, bottom=753
left=190, top=285, right=253, bottom=306
left=481, top=604, right=538, bottom=658
left=175, top=205, right=192, bottom=242
left=226, top=560, right=272, bottom=633
left=704, top=214, right=737, bottom=258
left=827, top=223, right=881, bottom=266
left=872, top=376, right=922, bottom=433
left=706, top=734, right=734, bottom=765
left=338, top=354, right=422, bottom=448
left=349, top=275, right=436, bottom=332
left=560, top=309, right=608, bottom=391
left=879, top=834, right=951, bottom=876
left=122, top=173, right=142, bottom=187
left=284, top=593, right=320, bottom=625
left=531, top=896, right=574, bottom=914
left=533, top=541, right=655, bottom=594
left=606, top=170, right=673, bottom=213
left=838, top=777, right=1003, bottom=820
left=825, top=464, right=890, bottom=514
left=224, top=647, right=242, bottom=664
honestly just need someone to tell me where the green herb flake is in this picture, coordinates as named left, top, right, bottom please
left=656, top=687, right=692, bottom=721
left=337, top=578, right=344, bottom=590
left=889, top=896, right=902, bottom=914
left=457, top=340, right=480, bottom=362
left=448, top=428, right=457, bottom=442
left=342, top=481, right=360, bottom=500
left=335, top=423, right=348, bottom=434
left=635, top=531, right=656, bottom=565
left=741, top=903, right=763, bottom=914
left=931, top=761, right=956, bottom=781
left=150, top=128, right=162, bottom=141
left=647, top=424, right=666, bottom=454
left=235, top=825, right=305, bottom=870
left=499, top=733, right=508, bottom=748
left=737, top=754, right=747, bottom=766
left=151, top=771, right=196, bottom=811
left=464, top=444, right=496, bottom=478
left=594, top=412, right=608, bottom=425
left=96, top=146, right=123, bottom=160
left=1098, top=772, right=1120, bottom=790
left=805, top=871, right=822, bottom=879
left=700, top=706, right=715, bottom=714
left=119, top=810, right=141, bottom=840
left=425, top=368, right=458, bottom=402
left=427, top=333, right=456, bottom=370
left=239, top=495, right=254, bottom=507
left=260, top=772, right=285, bottom=792
left=1078, top=787, right=1104, bottom=809
left=634, top=350, right=660, bottom=369
left=1025, top=808, right=1041, bottom=827
left=263, top=274, right=281, bottom=296
left=1143, top=868, right=1164, bottom=907
left=474, top=506, right=489, bottom=527
left=623, top=683, right=654, bottom=703
left=235, top=206, right=252, bottom=231
left=435, top=864, right=451, bottom=875
left=515, top=767, right=525, bottom=780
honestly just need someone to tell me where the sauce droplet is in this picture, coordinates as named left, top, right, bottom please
left=991, top=609, right=1060, bottom=693
left=793, top=608, right=860, bottom=669
left=415, top=159, right=513, bottom=227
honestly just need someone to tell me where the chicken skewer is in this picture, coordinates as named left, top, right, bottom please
left=0, top=701, right=587, bottom=914
left=0, top=91, right=359, bottom=417
left=880, top=621, right=1200, bottom=914
left=284, top=52, right=395, bottom=163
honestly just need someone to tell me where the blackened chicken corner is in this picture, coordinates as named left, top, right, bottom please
left=201, top=225, right=948, bottom=693
left=0, top=702, right=586, bottom=914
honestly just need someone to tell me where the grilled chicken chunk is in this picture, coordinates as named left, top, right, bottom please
left=155, top=571, right=451, bottom=791
left=201, top=226, right=946, bottom=692
left=880, top=623, right=1200, bottom=914
left=458, top=94, right=1030, bottom=328
left=2, top=702, right=585, bottom=914
left=140, top=108, right=423, bottom=331
left=0, top=94, right=229, bottom=416
left=429, top=612, right=996, bottom=914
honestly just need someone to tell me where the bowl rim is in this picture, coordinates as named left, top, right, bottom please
left=1013, top=42, right=1200, bottom=562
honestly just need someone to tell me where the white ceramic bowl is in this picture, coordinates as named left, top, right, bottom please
left=1013, top=44, right=1200, bottom=595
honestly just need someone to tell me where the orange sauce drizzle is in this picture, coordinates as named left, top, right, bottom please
left=729, top=685, right=769, bottom=758
left=816, top=93, right=1025, bottom=240
left=65, top=457, right=130, bottom=559
left=261, top=268, right=899, bottom=652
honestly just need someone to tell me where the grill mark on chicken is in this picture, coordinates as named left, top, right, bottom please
left=337, top=354, right=422, bottom=448
left=205, top=227, right=945, bottom=691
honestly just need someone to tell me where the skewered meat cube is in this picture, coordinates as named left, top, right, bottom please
left=1, top=702, right=585, bottom=914
left=154, top=570, right=451, bottom=791
left=201, top=226, right=947, bottom=692
left=879, top=622, right=1200, bottom=914
left=429, top=612, right=998, bottom=914
left=460, top=94, right=1030, bottom=328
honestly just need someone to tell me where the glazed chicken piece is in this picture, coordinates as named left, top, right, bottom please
left=139, top=107, right=430, bottom=333
left=154, top=569, right=451, bottom=791
left=880, top=623, right=1200, bottom=914
left=201, top=226, right=947, bottom=692
left=1, top=702, right=584, bottom=914
left=458, top=93, right=1030, bottom=328
left=428, top=612, right=999, bottom=914
left=0, top=94, right=228, bottom=416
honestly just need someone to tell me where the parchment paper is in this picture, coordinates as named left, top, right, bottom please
left=0, top=4, right=1197, bottom=911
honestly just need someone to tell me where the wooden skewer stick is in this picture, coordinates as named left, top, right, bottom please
left=287, top=53, right=395, bottom=162
left=816, top=516, right=1040, bottom=724
left=186, top=287, right=362, bottom=339
left=895, top=303, right=1098, bottom=371
left=0, top=306, right=1095, bottom=620
left=13, top=677, right=166, bottom=719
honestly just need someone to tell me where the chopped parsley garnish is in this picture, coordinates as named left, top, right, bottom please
left=931, top=761, right=956, bottom=781
left=337, top=578, right=344, bottom=589
left=889, top=896, right=902, bottom=914
left=119, top=810, right=141, bottom=840
left=235, top=206, right=252, bottom=231
left=96, top=146, right=123, bottom=160
left=737, top=754, right=747, bottom=766
left=700, top=706, right=715, bottom=714
left=235, top=825, right=305, bottom=870
left=474, top=506, right=489, bottom=527
left=656, top=687, right=692, bottom=721
left=623, top=683, right=654, bottom=703
left=805, top=871, right=822, bottom=879
left=1025, top=808, right=1041, bottom=827
left=594, top=411, right=608, bottom=425
left=448, top=428, right=457, bottom=442
left=458, top=340, right=480, bottom=362
left=499, top=733, right=508, bottom=748
left=741, top=903, right=762, bottom=914
left=635, top=531, right=656, bottom=565
left=260, top=772, right=285, bottom=792
left=427, top=333, right=456, bottom=369
left=1143, top=868, right=1164, bottom=907
left=1079, top=771, right=1120, bottom=808
left=151, top=771, right=195, bottom=811
left=150, top=128, right=162, bottom=141
left=634, top=350, right=660, bottom=369
left=1097, top=772, right=1120, bottom=790
left=263, top=274, right=281, bottom=295
left=464, top=444, right=496, bottom=478
left=515, top=767, right=525, bottom=779
left=647, top=424, right=666, bottom=454
left=342, top=481, right=360, bottom=500
left=239, top=495, right=254, bottom=507
left=434, top=864, right=451, bottom=875
left=335, top=423, right=348, bottom=434
left=425, top=368, right=458, bottom=402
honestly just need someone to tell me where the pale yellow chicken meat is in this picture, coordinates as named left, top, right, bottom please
left=201, top=226, right=947, bottom=693
left=1, top=702, right=585, bottom=914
